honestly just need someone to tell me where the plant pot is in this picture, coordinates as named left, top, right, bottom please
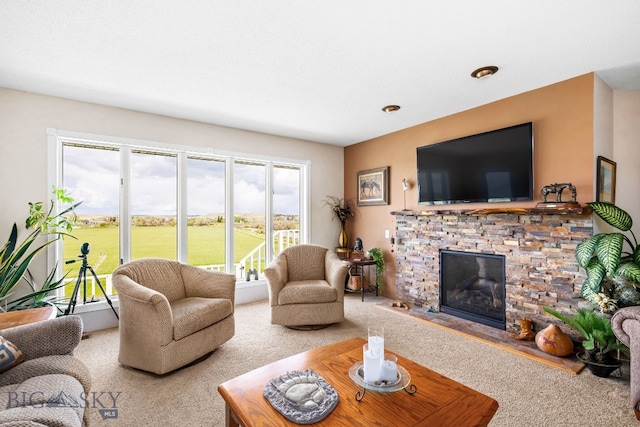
left=576, top=352, right=621, bottom=378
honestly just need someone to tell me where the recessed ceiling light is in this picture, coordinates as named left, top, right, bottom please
left=471, top=65, right=499, bottom=79
left=381, top=105, right=400, bottom=113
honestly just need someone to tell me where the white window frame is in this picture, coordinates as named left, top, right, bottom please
left=47, top=128, right=310, bottom=296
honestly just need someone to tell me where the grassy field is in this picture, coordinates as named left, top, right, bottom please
left=61, top=225, right=264, bottom=297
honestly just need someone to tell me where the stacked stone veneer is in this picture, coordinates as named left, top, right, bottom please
left=393, top=209, right=593, bottom=334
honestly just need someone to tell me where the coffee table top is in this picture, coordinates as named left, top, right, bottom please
left=218, top=337, right=498, bottom=427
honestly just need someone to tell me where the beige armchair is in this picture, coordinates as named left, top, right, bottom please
left=612, top=306, right=640, bottom=420
left=264, top=244, right=348, bottom=328
left=112, top=258, right=236, bottom=375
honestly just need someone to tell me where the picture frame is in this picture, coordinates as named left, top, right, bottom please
left=357, top=166, right=389, bottom=206
left=596, top=156, right=616, bottom=204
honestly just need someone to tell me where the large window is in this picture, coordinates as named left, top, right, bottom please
left=186, top=157, right=226, bottom=269
left=52, top=131, right=308, bottom=301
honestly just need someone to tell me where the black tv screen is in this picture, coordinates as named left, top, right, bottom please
left=417, top=122, right=533, bottom=205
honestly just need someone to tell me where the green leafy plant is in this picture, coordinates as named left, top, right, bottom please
left=543, top=307, right=629, bottom=365
left=0, top=188, right=80, bottom=311
left=576, top=202, right=640, bottom=312
left=367, top=247, right=384, bottom=292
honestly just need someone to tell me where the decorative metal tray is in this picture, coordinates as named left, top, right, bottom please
left=263, top=369, right=339, bottom=424
left=348, top=361, right=411, bottom=393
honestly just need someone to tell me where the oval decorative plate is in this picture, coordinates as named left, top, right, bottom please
left=263, top=369, right=339, bottom=424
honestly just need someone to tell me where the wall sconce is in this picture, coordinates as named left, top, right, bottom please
left=402, top=179, right=410, bottom=211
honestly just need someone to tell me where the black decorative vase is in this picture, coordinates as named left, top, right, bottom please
left=577, top=352, right=621, bottom=378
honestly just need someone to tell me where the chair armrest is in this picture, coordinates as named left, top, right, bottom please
left=112, top=273, right=174, bottom=345
left=612, top=306, right=640, bottom=413
left=0, top=316, right=83, bottom=359
left=181, top=265, right=236, bottom=305
left=325, top=251, right=348, bottom=300
left=264, top=253, right=288, bottom=306
left=612, top=305, right=640, bottom=347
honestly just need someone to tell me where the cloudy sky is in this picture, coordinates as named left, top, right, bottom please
left=62, top=145, right=300, bottom=216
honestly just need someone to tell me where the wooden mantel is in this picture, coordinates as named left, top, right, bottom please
left=391, top=204, right=591, bottom=217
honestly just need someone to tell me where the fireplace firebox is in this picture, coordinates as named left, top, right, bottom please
left=439, top=250, right=506, bottom=330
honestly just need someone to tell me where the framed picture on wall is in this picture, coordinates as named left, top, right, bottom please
left=357, top=166, right=389, bottom=206
left=596, top=156, right=616, bottom=204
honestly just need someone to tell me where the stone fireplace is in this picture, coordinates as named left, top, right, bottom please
left=392, top=207, right=593, bottom=334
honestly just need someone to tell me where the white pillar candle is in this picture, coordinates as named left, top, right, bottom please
left=368, top=326, right=384, bottom=360
left=380, top=354, right=398, bottom=382
left=368, top=335, right=384, bottom=358
left=363, top=344, right=381, bottom=384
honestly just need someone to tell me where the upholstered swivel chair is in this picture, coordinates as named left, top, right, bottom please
left=112, top=258, right=236, bottom=375
left=612, top=306, right=640, bottom=420
left=264, top=244, right=349, bottom=328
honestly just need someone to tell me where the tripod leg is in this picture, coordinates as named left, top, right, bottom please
left=86, top=266, right=119, bottom=320
left=64, top=267, right=85, bottom=315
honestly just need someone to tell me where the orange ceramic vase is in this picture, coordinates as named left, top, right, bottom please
left=535, top=324, right=574, bottom=357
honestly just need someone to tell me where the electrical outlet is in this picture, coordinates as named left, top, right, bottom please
left=384, top=229, right=390, bottom=238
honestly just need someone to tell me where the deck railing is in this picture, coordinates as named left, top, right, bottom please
left=64, top=229, right=300, bottom=298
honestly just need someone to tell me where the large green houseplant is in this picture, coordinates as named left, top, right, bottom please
left=543, top=306, right=629, bottom=377
left=0, top=188, right=80, bottom=311
left=576, top=202, right=640, bottom=312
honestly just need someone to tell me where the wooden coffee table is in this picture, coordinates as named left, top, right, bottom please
left=218, top=337, right=498, bottom=426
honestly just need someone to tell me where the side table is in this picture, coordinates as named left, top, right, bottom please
left=344, top=258, right=377, bottom=301
left=0, top=306, right=56, bottom=330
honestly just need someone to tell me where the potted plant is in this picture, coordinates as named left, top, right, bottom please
left=0, top=188, right=80, bottom=311
left=543, top=306, right=629, bottom=377
left=576, top=202, right=640, bottom=312
left=366, top=247, right=384, bottom=293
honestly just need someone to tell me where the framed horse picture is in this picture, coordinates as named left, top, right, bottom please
left=357, top=166, right=389, bottom=206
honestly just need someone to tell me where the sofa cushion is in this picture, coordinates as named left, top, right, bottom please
left=0, top=374, right=84, bottom=427
left=277, top=280, right=337, bottom=305
left=171, top=297, right=234, bottom=341
left=0, top=337, right=24, bottom=373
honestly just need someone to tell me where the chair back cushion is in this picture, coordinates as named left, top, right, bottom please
left=284, top=245, right=328, bottom=282
left=114, top=258, right=186, bottom=302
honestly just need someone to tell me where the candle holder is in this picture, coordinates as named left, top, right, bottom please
left=349, top=360, right=417, bottom=401
left=351, top=327, right=417, bottom=401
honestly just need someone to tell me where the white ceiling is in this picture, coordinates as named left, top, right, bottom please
left=1, top=1, right=639, bottom=147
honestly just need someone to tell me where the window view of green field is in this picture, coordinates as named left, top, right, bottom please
left=62, top=214, right=299, bottom=300
left=60, top=139, right=303, bottom=304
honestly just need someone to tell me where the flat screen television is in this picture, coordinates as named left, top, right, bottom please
left=417, top=122, right=533, bottom=205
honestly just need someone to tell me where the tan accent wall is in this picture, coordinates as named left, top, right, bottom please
left=344, top=73, right=595, bottom=298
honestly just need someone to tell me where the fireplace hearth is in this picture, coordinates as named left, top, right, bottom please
left=439, top=250, right=506, bottom=330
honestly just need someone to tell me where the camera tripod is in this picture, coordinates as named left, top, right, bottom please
left=64, top=244, right=119, bottom=320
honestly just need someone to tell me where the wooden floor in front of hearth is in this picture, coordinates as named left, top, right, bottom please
left=376, top=303, right=585, bottom=375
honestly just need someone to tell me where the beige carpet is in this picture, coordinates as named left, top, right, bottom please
left=76, top=294, right=637, bottom=426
